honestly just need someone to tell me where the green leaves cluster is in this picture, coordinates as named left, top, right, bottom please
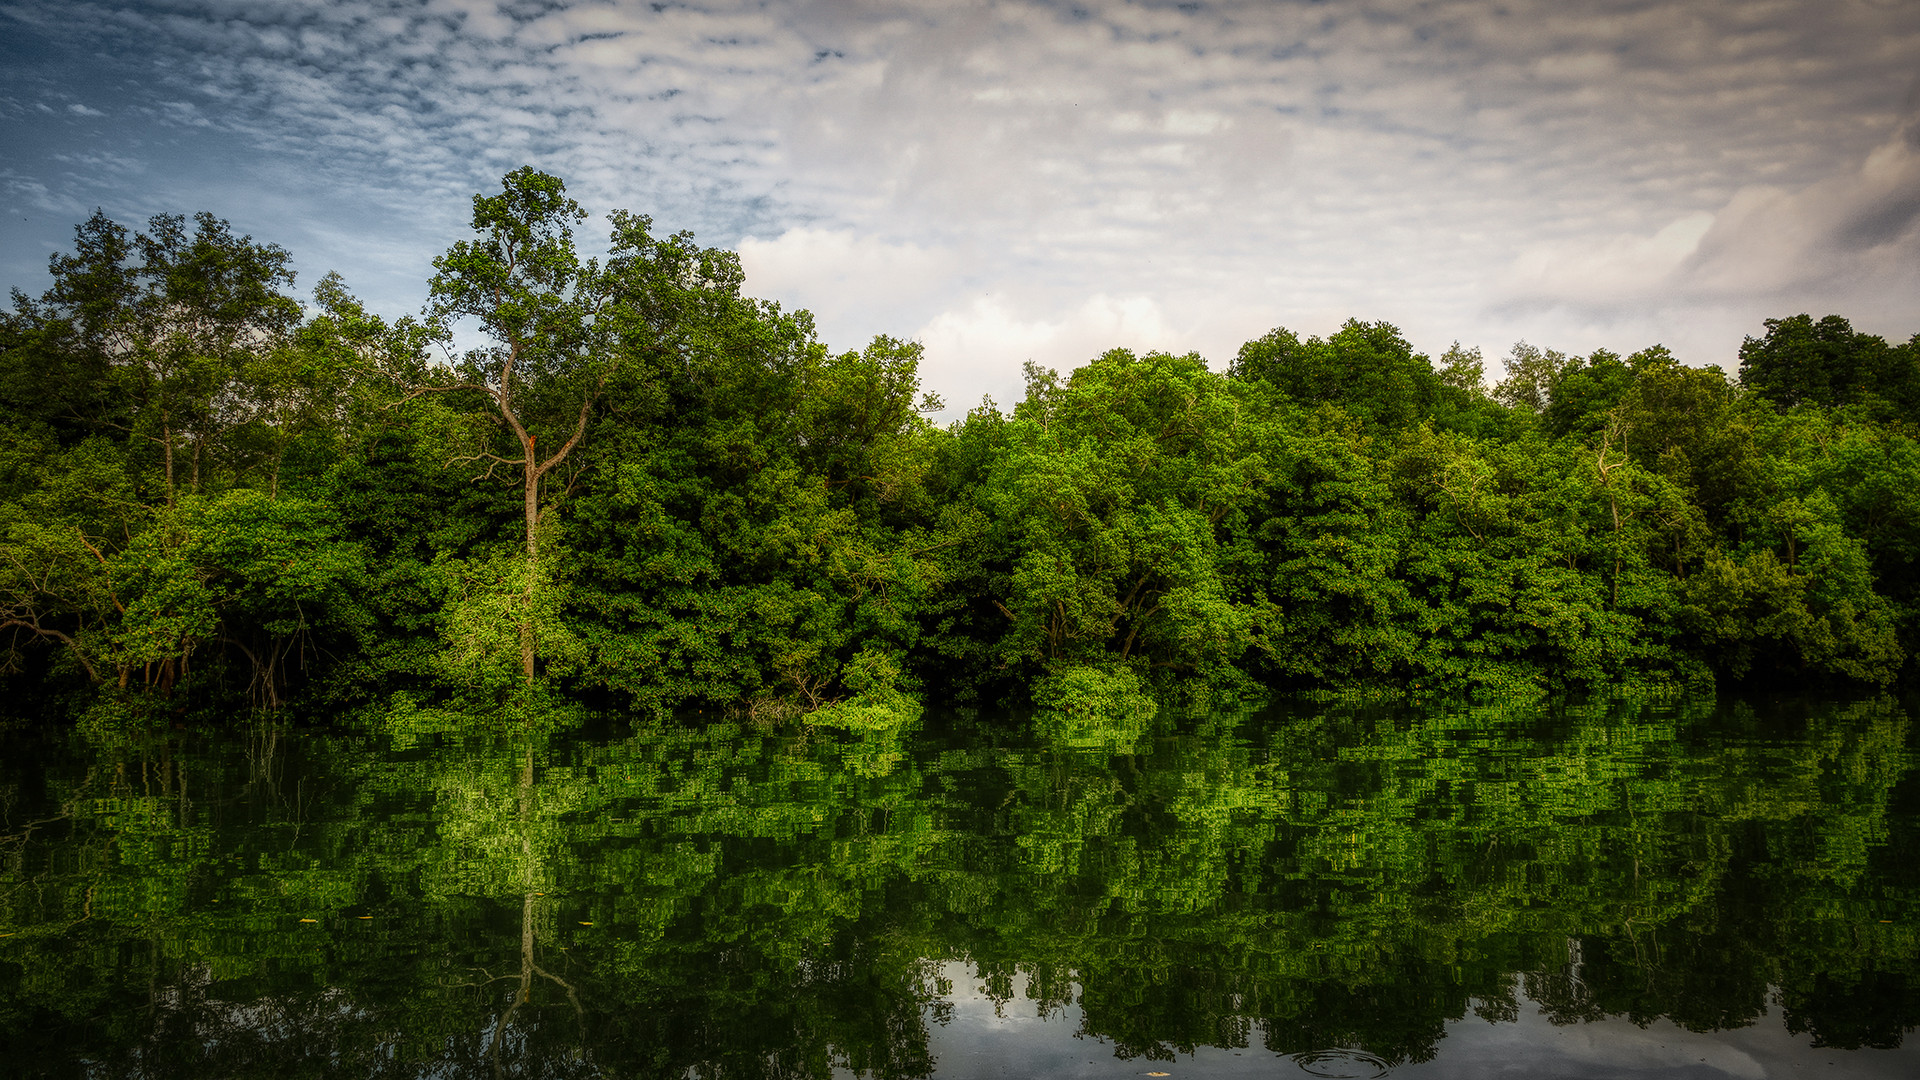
left=4, top=171, right=1920, bottom=721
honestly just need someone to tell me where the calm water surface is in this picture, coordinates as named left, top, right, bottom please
left=2, top=697, right=1917, bottom=1078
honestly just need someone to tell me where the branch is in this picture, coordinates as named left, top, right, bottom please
left=446, top=450, right=528, bottom=483
left=530, top=384, right=598, bottom=482
left=1119, top=601, right=1161, bottom=661
left=0, top=618, right=101, bottom=683
left=531, top=962, right=587, bottom=1021
left=388, top=380, right=490, bottom=410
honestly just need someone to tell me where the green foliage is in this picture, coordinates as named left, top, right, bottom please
left=4, top=175, right=1919, bottom=716
left=1492, top=340, right=1577, bottom=412
left=1682, top=492, right=1902, bottom=685
left=2, top=697, right=1915, bottom=1073
left=804, top=648, right=922, bottom=736
left=1740, top=313, right=1919, bottom=419
left=965, top=350, right=1271, bottom=684
left=1232, top=319, right=1440, bottom=429
left=439, top=535, right=586, bottom=695
left=1030, top=661, right=1158, bottom=749
left=1542, top=348, right=1633, bottom=439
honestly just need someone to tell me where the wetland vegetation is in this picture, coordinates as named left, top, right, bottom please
left=4, top=170, right=1920, bottom=1078
left=3, top=170, right=1920, bottom=724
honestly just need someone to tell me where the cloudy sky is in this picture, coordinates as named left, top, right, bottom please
left=4, top=0, right=1918, bottom=412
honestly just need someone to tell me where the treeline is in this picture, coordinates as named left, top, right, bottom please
left=3, top=168, right=1919, bottom=720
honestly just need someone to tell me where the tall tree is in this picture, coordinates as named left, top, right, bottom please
left=423, top=168, right=752, bottom=685
left=423, top=169, right=612, bottom=684
left=1492, top=340, right=1576, bottom=413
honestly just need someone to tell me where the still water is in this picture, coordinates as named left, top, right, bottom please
left=2, top=697, right=1916, bottom=1078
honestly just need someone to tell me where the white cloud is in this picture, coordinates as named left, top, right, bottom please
left=1681, top=120, right=1920, bottom=300
left=2, top=170, right=81, bottom=215
left=1491, top=115, right=1920, bottom=354
left=738, top=227, right=962, bottom=332
left=1506, top=212, right=1717, bottom=303
left=916, top=294, right=1186, bottom=413
left=5, top=0, right=1920, bottom=401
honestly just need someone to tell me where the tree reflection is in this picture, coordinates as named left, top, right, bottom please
left=0, top=697, right=1915, bottom=1076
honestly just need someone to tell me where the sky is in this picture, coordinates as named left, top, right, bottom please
left=3, top=0, right=1918, bottom=414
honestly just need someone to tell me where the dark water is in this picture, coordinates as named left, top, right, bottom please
left=2, top=697, right=1917, bottom=1078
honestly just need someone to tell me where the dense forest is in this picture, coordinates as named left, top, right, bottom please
left=4, top=168, right=1919, bottom=724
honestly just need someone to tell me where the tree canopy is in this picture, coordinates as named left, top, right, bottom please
left=4, top=173, right=1920, bottom=723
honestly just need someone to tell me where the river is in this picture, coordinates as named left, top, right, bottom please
left=2, top=696, right=1915, bottom=1078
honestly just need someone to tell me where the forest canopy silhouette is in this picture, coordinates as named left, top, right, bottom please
left=4, top=168, right=1919, bottom=722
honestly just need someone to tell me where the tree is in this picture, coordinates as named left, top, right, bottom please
left=1231, top=319, right=1440, bottom=429
left=1542, top=348, right=1633, bottom=440
left=423, top=168, right=779, bottom=689
left=974, top=349, right=1273, bottom=680
left=1681, top=491, right=1903, bottom=685
left=1435, top=342, right=1486, bottom=397
left=422, top=169, right=628, bottom=685
left=2, top=210, right=302, bottom=502
left=1253, top=412, right=1418, bottom=687
left=1492, top=340, right=1576, bottom=413
left=1738, top=313, right=1903, bottom=412
left=0, top=211, right=346, bottom=701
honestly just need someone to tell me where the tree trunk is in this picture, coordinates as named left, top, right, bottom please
left=522, top=434, right=539, bottom=684
left=161, top=410, right=175, bottom=508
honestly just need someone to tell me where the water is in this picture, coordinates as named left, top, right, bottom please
left=1, top=697, right=1916, bottom=1078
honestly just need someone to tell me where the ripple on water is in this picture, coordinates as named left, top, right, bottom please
left=1290, top=1048, right=1392, bottom=1078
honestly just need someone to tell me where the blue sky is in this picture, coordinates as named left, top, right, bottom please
left=4, top=0, right=1918, bottom=411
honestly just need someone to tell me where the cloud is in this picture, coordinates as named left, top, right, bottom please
left=1495, top=114, right=1920, bottom=339
left=1681, top=119, right=1920, bottom=298
left=915, top=293, right=1186, bottom=413
left=1503, top=213, right=1716, bottom=303
left=1, top=170, right=81, bottom=215
left=5, top=0, right=1920, bottom=402
left=739, top=227, right=964, bottom=334
left=65, top=103, right=104, bottom=116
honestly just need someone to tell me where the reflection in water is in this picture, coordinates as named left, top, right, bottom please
left=1, top=697, right=1917, bottom=1077
left=487, top=743, right=584, bottom=1079
left=1289, top=1048, right=1392, bottom=1078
